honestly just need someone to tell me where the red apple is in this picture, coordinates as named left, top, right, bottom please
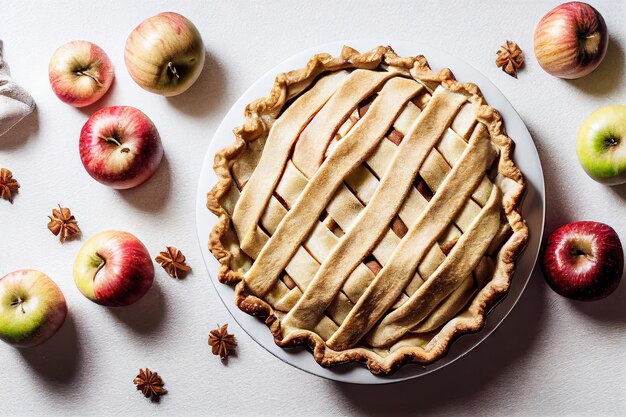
left=79, top=106, right=163, bottom=189
left=534, top=2, right=609, bottom=79
left=49, top=40, right=114, bottom=107
left=73, top=230, right=154, bottom=307
left=542, top=221, right=623, bottom=301
left=0, top=270, right=67, bottom=348
left=125, top=12, right=205, bottom=96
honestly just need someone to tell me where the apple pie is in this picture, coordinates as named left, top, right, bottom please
left=207, top=45, right=528, bottom=375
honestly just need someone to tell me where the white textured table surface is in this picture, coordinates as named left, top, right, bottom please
left=1, top=1, right=625, bottom=416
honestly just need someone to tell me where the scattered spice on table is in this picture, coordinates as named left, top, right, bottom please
left=0, top=168, right=19, bottom=203
left=209, top=323, right=237, bottom=359
left=496, top=40, right=524, bottom=77
left=134, top=368, right=166, bottom=401
left=47, top=205, right=80, bottom=243
left=155, top=246, right=191, bottom=278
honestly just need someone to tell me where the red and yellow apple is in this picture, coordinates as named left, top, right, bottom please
left=79, top=106, right=163, bottom=189
left=124, top=12, right=205, bottom=96
left=534, top=2, right=609, bottom=79
left=73, top=231, right=154, bottom=307
left=0, top=270, right=67, bottom=348
left=542, top=221, right=623, bottom=301
left=577, top=105, right=626, bottom=185
left=49, top=40, right=114, bottom=107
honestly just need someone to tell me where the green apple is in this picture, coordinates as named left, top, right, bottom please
left=0, top=270, right=68, bottom=348
left=577, top=105, right=626, bottom=185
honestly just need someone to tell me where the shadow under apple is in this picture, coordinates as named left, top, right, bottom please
left=569, top=268, right=626, bottom=324
left=117, top=153, right=172, bottom=213
left=335, top=267, right=547, bottom=416
left=166, top=50, right=227, bottom=118
left=608, top=182, right=626, bottom=201
left=18, top=312, right=81, bottom=385
left=525, top=122, right=576, bottom=233
left=107, top=279, right=167, bottom=335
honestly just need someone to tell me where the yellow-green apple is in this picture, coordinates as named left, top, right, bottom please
left=49, top=40, right=114, bottom=107
left=542, top=221, right=623, bottom=301
left=534, top=2, right=608, bottom=79
left=577, top=105, right=626, bottom=185
left=79, top=106, right=163, bottom=189
left=0, top=270, right=67, bottom=348
left=124, top=12, right=205, bottom=96
left=74, top=231, right=154, bottom=307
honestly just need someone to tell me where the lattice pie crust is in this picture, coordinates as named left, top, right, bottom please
left=207, top=46, right=528, bottom=375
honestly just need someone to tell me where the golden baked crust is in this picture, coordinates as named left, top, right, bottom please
left=207, top=45, right=528, bottom=375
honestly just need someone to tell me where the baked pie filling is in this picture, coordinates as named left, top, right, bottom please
left=208, top=46, right=528, bottom=374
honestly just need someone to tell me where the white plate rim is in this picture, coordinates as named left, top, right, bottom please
left=195, top=39, right=546, bottom=385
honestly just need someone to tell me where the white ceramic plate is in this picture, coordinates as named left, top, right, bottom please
left=195, top=40, right=545, bottom=384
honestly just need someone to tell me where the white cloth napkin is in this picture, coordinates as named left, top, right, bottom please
left=0, top=40, right=35, bottom=137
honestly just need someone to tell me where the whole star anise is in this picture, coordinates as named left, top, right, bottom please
left=0, top=168, right=19, bottom=203
left=209, top=324, right=237, bottom=359
left=496, top=41, right=525, bottom=77
left=155, top=246, right=191, bottom=279
left=134, top=368, right=166, bottom=400
left=47, top=205, right=81, bottom=243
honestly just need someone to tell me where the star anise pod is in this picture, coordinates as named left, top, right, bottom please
left=155, top=246, right=191, bottom=279
left=0, top=168, right=19, bottom=203
left=47, top=205, right=81, bottom=243
left=209, top=323, right=237, bottom=359
left=496, top=41, right=525, bottom=77
left=134, top=368, right=166, bottom=401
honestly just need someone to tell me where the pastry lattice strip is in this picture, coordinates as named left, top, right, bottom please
left=325, top=124, right=499, bottom=349
left=273, top=102, right=483, bottom=319
left=278, top=86, right=499, bottom=334
left=278, top=91, right=498, bottom=348
left=237, top=75, right=421, bottom=294
left=234, top=70, right=502, bottom=346
left=326, top=99, right=501, bottom=333
left=216, top=184, right=342, bottom=339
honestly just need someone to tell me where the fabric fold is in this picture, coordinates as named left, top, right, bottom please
left=0, top=41, right=35, bottom=137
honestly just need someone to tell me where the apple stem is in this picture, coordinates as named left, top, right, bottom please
left=10, top=297, right=26, bottom=314
left=92, top=253, right=107, bottom=281
left=99, top=135, right=123, bottom=147
left=94, top=254, right=105, bottom=267
left=96, top=252, right=107, bottom=273
left=76, top=70, right=103, bottom=86
left=167, top=62, right=180, bottom=79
